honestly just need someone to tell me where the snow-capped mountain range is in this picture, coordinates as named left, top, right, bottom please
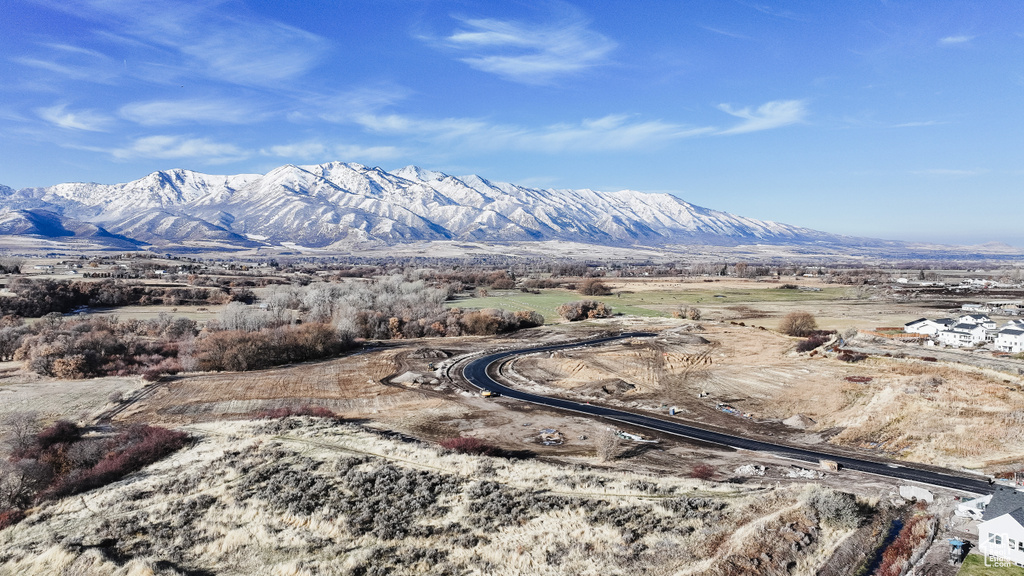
left=0, top=161, right=868, bottom=251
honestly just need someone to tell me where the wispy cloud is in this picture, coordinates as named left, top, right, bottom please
left=353, top=112, right=713, bottom=152
left=939, top=35, right=974, bottom=45
left=301, top=86, right=412, bottom=124
left=36, top=104, right=112, bottom=131
left=738, top=2, right=807, bottom=21
left=120, top=99, right=266, bottom=126
left=911, top=168, right=985, bottom=176
left=41, top=42, right=108, bottom=59
left=530, top=115, right=714, bottom=150
left=177, top=21, right=327, bottom=86
left=31, top=0, right=328, bottom=88
left=262, top=141, right=328, bottom=159
left=261, top=140, right=403, bottom=162
left=716, top=100, right=807, bottom=134
left=10, top=39, right=117, bottom=84
left=700, top=26, right=751, bottom=40
left=439, top=15, right=615, bottom=84
left=109, top=135, right=247, bottom=162
left=12, top=56, right=112, bottom=83
left=0, top=107, right=30, bottom=123
left=353, top=113, right=495, bottom=140
left=892, top=120, right=946, bottom=128
left=343, top=97, right=804, bottom=151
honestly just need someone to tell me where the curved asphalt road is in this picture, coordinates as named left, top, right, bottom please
left=463, top=332, right=993, bottom=495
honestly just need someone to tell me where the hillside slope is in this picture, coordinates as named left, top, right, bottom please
left=0, top=418, right=857, bottom=576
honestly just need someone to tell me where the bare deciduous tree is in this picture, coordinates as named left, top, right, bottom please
left=557, top=300, right=613, bottom=321
left=779, top=311, right=818, bottom=337
left=673, top=306, right=701, bottom=320
left=1, top=411, right=40, bottom=454
left=579, top=278, right=612, bottom=296
left=594, top=427, right=620, bottom=462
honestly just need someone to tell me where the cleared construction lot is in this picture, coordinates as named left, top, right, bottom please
left=508, top=321, right=1024, bottom=473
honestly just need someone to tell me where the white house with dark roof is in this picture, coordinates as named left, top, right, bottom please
left=938, top=323, right=989, bottom=347
left=995, top=329, right=1024, bottom=354
left=979, top=486, right=1024, bottom=566
left=957, top=493, right=992, bottom=519
left=904, top=318, right=929, bottom=333
left=958, top=314, right=997, bottom=329
left=904, top=318, right=954, bottom=337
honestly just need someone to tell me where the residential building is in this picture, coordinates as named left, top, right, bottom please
left=904, top=318, right=929, bottom=333
left=995, top=329, right=1024, bottom=354
left=957, top=493, right=992, bottom=519
left=958, top=314, right=997, bottom=329
left=979, top=486, right=1024, bottom=566
left=938, top=323, right=988, bottom=347
left=904, top=318, right=954, bottom=337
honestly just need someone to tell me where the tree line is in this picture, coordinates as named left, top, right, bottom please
left=1, top=275, right=546, bottom=379
left=0, top=278, right=245, bottom=318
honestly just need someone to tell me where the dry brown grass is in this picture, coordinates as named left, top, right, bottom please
left=0, top=418, right=858, bottom=576
left=804, top=359, right=1024, bottom=468
left=121, top=349, right=415, bottom=425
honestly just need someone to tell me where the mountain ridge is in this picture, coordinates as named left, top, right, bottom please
left=0, top=161, right=914, bottom=252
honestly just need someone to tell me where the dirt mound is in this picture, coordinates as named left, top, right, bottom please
left=661, top=333, right=711, bottom=345
left=783, top=414, right=817, bottom=429
left=668, top=323, right=705, bottom=334
left=409, top=348, right=449, bottom=359
left=575, top=378, right=638, bottom=397
left=392, top=371, right=423, bottom=384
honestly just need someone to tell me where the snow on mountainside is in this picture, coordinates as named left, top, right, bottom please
left=0, top=162, right=864, bottom=250
left=0, top=209, right=143, bottom=249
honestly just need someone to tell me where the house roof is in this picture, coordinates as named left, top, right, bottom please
left=999, top=329, right=1024, bottom=336
left=950, top=323, right=983, bottom=332
left=1012, top=508, right=1024, bottom=527
left=905, top=318, right=928, bottom=327
left=982, top=486, right=1024, bottom=522
left=936, top=318, right=955, bottom=325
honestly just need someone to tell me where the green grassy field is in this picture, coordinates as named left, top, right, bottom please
left=446, top=285, right=851, bottom=323
left=446, top=290, right=659, bottom=322
left=958, top=553, right=1024, bottom=575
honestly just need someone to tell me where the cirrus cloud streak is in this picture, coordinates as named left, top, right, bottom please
left=715, top=100, right=807, bottom=135
left=120, top=99, right=268, bottom=126
left=346, top=99, right=805, bottom=153
left=439, top=15, right=616, bottom=84
left=109, top=135, right=247, bottom=163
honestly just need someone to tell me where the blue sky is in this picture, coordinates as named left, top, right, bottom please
left=2, top=0, right=1023, bottom=246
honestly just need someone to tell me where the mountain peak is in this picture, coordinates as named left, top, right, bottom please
left=393, top=165, right=447, bottom=183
